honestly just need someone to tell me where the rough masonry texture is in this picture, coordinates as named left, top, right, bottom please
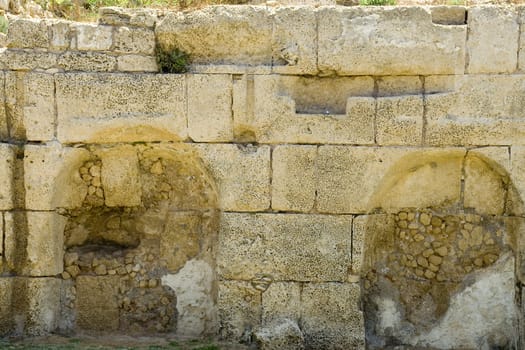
left=1, top=4, right=525, bottom=350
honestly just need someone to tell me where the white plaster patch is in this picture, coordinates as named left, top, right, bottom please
left=161, top=259, right=217, bottom=338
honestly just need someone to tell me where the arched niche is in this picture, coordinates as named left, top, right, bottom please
left=53, top=142, right=220, bottom=338
left=361, top=149, right=524, bottom=349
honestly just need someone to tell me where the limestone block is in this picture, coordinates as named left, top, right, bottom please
left=271, top=145, right=316, bottom=212
left=467, top=6, right=518, bottom=74
left=430, top=6, right=466, bottom=25
left=192, top=65, right=271, bottom=75
left=218, top=280, right=261, bottom=341
left=116, top=54, right=158, bottom=72
left=191, top=144, right=270, bottom=211
left=0, top=72, right=4, bottom=139
left=519, top=6, right=525, bottom=71
left=156, top=6, right=273, bottom=66
left=49, top=20, right=71, bottom=51
left=5, top=72, right=54, bottom=141
left=262, top=282, right=301, bottom=325
left=24, top=144, right=91, bottom=210
left=161, top=212, right=201, bottom=273
left=0, top=278, right=12, bottom=334
left=23, top=278, right=61, bottom=335
left=511, top=146, right=525, bottom=209
left=76, top=276, right=119, bottom=331
left=161, top=259, right=216, bottom=337
left=114, top=26, right=155, bottom=55
left=3, top=50, right=57, bottom=71
left=301, top=283, right=364, bottom=349
left=317, top=147, right=465, bottom=213
left=98, top=7, right=158, bottom=28
left=187, top=74, right=233, bottom=142
left=56, top=73, right=186, bottom=143
left=218, top=213, right=352, bottom=281
left=72, top=23, right=113, bottom=51
left=5, top=212, right=67, bottom=276
left=7, top=19, right=49, bottom=48
left=254, top=318, right=305, bottom=350
left=248, top=75, right=375, bottom=144
left=425, top=75, right=459, bottom=94
left=377, top=76, right=422, bottom=97
left=98, top=145, right=141, bottom=207
left=468, top=147, right=510, bottom=174
left=318, top=6, right=466, bottom=76
left=0, top=144, right=14, bottom=210
left=376, top=95, right=424, bottom=146
left=57, top=51, right=116, bottom=72
left=272, top=7, right=317, bottom=75
left=426, top=74, right=525, bottom=146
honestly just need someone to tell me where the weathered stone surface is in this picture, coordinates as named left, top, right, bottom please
left=376, top=95, right=424, bottom=145
left=161, top=212, right=201, bottom=272
left=464, top=154, right=506, bottom=215
left=425, top=75, right=459, bottom=94
left=76, top=276, right=119, bottom=331
left=317, top=147, right=465, bottom=213
left=262, top=282, right=301, bottom=325
left=218, top=213, right=352, bottom=281
left=377, top=76, right=422, bottom=97
left=272, top=7, right=317, bottom=75
left=254, top=318, right=305, bottom=350
left=56, top=73, right=186, bottom=143
left=57, top=51, right=116, bottom=72
left=156, top=6, right=272, bottom=66
left=247, top=75, right=375, bottom=144
left=98, top=7, right=158, bottom=28
left=113, top=26, right=155, bottom=55
left=467, top=6, right=518, bottom=74
left=218, top=280, right=261, bottom=341
left=161, top=259, right=216, bottom=337
left=7, top=18, right=49, bottom=48
left=272, top=145, right=316, bottom=212
left=5, top=212, right=67, bottom=276
left=5, top=72, right=54, bottom=141
left=23, top=278, right=61, bottom=335
left=192, top=144, right=270, bottom=211
left=430, top=6, right=466, bottom=25
left=0, top=72, right=5, bottom=140
left=188, top=74, right=233, bottom=142
left=3, top=50, right=57, bottom=71
left=318, top=6, right=466, bottom=75
left=301, top=283, right=364, bottom=349
left=0, top=278, right=12, bottom=334
left=49, top=20, right=71, bottom=51
left=511, top=146, right=525, bottom=215
left=116, top=54, right=158, bottom=72
left=98, top=145, right=141, bottom=207
left=425, top=74, right=525, bottom=146
left=0, top=144, right=14, bottom=210
left=72, top=23, right=113, bottom=51
left=24, top=144, right=90, bottom=210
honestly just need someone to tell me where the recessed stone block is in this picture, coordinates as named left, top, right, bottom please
left=76, top=275, right=119, bottom=331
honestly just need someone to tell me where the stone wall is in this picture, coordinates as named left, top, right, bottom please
left=1, top=4, right=525, bottom=349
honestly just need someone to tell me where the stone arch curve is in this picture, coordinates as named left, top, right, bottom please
left=52, top=141, right=220, bottom=337
left=361, top=149, right=524, bottom=349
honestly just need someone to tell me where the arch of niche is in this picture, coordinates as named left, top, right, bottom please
left=361, top=149, right=524, bottom=350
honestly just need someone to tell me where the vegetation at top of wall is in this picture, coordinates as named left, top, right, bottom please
left=359, top=0, right=396, bottom=5
left=0, top=13, right=8, bottom=34
left=156, top=46, right=191, bottom=74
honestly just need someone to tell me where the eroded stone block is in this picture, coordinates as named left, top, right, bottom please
left=3, top=50, right=57, bottom=71
left=376, top=95, right=424, bottom=145
left=0, top=278, right=12, bottom=334
left=57, top=51, right=116, bottom=72
left=218, top=213, right=352, bottom=281
left=272, top=145, right=317, bottom=212
left=24, top=144, right=90, bottom=210
left=272, top=7, right=317, bottom=75
left=249, top=75, right=375, bottom=144
left=5, top=72, right=54, bottom=141
left=188, top=74, right=233, bottom=142
left=116, top=55, right=158, bottom=72
left=56, top=73, right=186, bottom=143
left=254, top=318, right=305, bottom=350
left=161, top=212, right=201, bottom=272
left=24, top=278, right=61, bottom=335
left=156, top=6, right=273, bottom=66
left=467, top=6, right=518, bottom=74
left=192, top=144, right=270, bottom=211
left=98, top=145, right=141, bottom=207
left=76, top=275, right=119, bottom=331
left=426, top=75, right=525, bottom=146
left=218, top=280, right=261, bottom=341
left=7, top=18, right=49, bottom=48
left=0, top=72, right=5, bottom=140
left=72, top=23, right=113, bottom=51
left=377, top=76, right=422, bottom=97
left=0, top=144, right=14, bottom=210
left=113, top=26, right=155, bottom=55
left=262, top=282, right=301, bottom=325
left=49, top=20, right=71, bottom=51
left=318, top=6, right=466, bottom=75
left=301, top=283, right=364, bottom=349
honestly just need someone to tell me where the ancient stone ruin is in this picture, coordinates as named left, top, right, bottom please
left=0, top=4, right=525, bottom=349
